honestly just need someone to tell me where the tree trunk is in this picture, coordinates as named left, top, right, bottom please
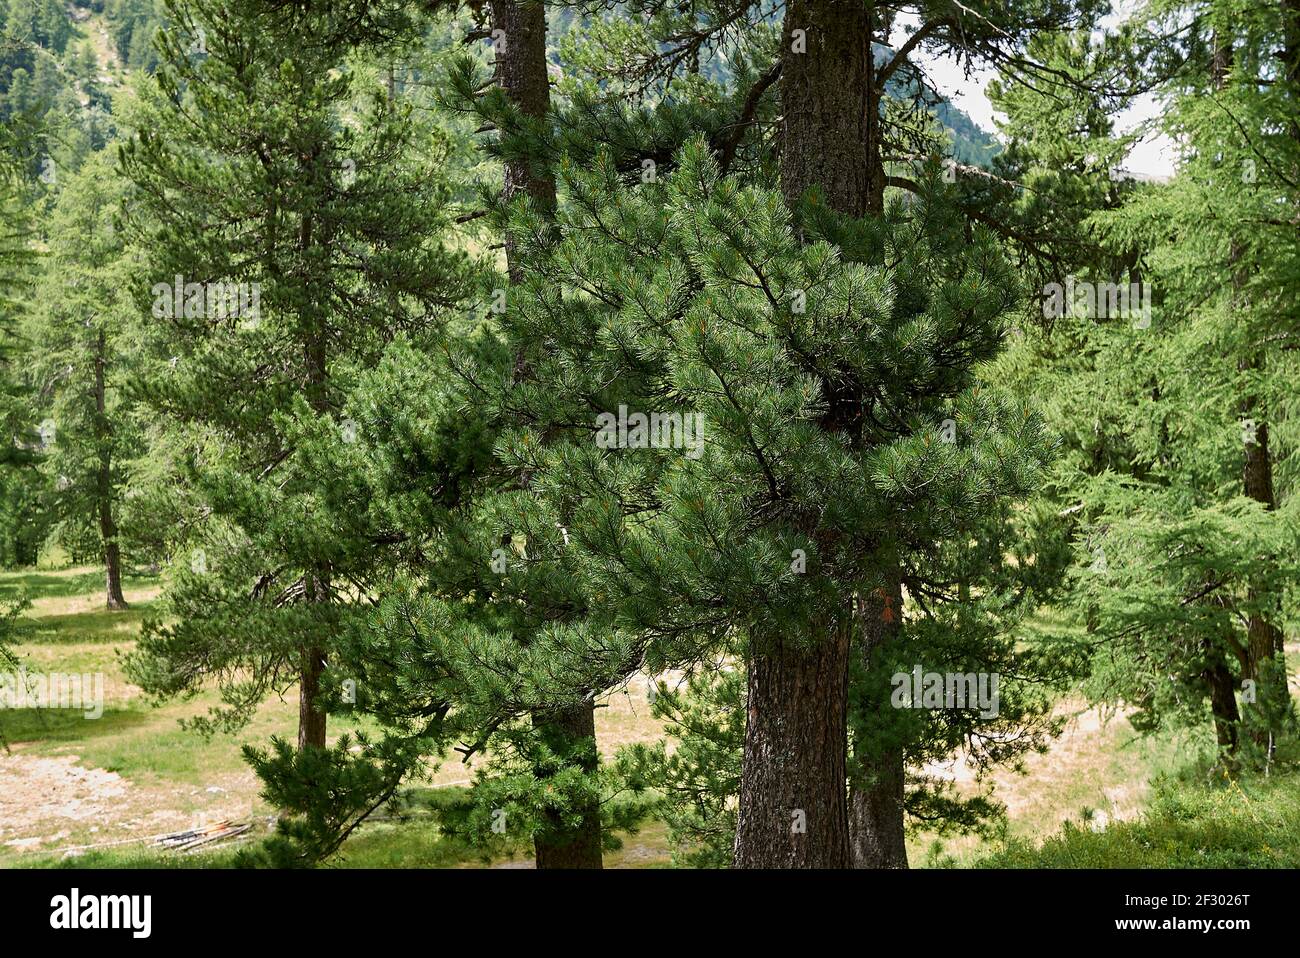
left=849, top=747, right=907, bottom=867
left=297, top=573, right=328, bottom=750
left=93, top=330, right=127, bottom=611
left=733, top=0, right=878, bottom=869
left=491, top=0, right=602, bottom=868
left=298, top=645, right=328, bottom=750
left=1205, top=658, right=1241, bottom=758
left=1240, top=403, right=1287, bottom=754
left=849, top=575, right=908, bottom=867
left=733, top=621, right=853, bottom=868
left=489, top=0, right=557, bottom=281
left=295, top=149, right=332, bottom=753
left=778, top=0, right=877, bottom=218
left=531, top=704, right=604, bottom=869
left=103, top=539, right=126, bottom=610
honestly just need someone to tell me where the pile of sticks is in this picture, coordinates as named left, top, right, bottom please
left=153, top=821, right=251, bottom=852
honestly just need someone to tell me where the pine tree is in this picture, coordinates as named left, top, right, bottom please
left=120, top=0, right=475, bottom=750
left=452, top=0, right=606, bottom=869
left=318, top=6, right=621, bottom=868
left=518, top=0, right=1106, bottom=868
left=453, top=136, right=1052, bottom=868
left=221, top=9, right=627, bottom=869
left=353, top=0, right=1114, bottom=869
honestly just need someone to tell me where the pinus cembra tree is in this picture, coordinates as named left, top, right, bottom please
left=215, top=5, right=625, bottom=869
left=296, top=1, right=612, bottom=868
left=585, top=0, right=1100, bottom=867
left=476, top=0, right=604, bottom=869
left=467, top=138, right=1052, bottom=868
left=439, top=0, right=1104, bottom=867
left=120, top=0, right=475, bottom=750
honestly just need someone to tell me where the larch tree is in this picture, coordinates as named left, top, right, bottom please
left=25, top=151, right=139, bottom=609
left=991, top=3, right=1299, bottom=767
left=1059, top=0, right=1298, bottom=761
left=1, top=117, right=37, bottom=467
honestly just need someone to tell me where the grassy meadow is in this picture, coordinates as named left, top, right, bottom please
left=2, top=566, right=1297, bottom=869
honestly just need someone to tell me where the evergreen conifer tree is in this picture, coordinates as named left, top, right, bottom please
left=120, top=0, right=476, bottom=750
left=24, top=151, right=140, bottom=608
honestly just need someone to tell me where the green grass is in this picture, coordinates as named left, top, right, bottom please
left=0, top=567, right=148, bottom=602
left=14, top=846, right=248, bottom=869
left=978, top=758, right=1300, bottom=868
left=0, top=564, right=676, bottom=869
left=4, top=563, right=1296, bottom=870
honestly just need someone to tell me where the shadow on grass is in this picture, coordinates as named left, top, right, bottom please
left=19, top=604, right=155, bottom=646
left=0, top=707, right=153, bottom=747
left=0, top=569, right=158, bottom=602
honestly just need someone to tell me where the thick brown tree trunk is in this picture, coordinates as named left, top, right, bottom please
left=733, top=621, right=853, bottom=868
left=734, top=0, right=885, bottom=869
left=489, top=0, right=557, bottom=273
left=777, top=0, right=877, bottom=218
left=849, top=575, right=908, bottom=867
left=491, top=0, right=602, bottom=868
left=734, top=0, right=878, bottom=869
left=850, top=746, right=907, bottom=867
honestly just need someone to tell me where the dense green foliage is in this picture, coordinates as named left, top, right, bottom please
left=0, top=0, right=1296, bottom=870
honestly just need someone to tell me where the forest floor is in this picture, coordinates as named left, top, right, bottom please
left=1, top=566, right=1295, bottom=868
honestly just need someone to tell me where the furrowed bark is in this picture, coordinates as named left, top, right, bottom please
left=734, top=0, right=881, bottom=869
left=734, top=622, right=853, bottom=868
left=777, top=0, right=877, bottom=218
